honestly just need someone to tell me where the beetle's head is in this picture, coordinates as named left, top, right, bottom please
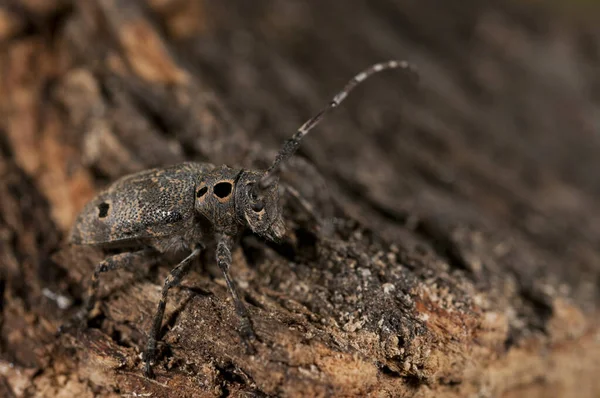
left=235, top=170, right=285, bottom=241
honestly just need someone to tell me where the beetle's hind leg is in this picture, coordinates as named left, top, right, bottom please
left=144, top=244, right=203, bottom=379
left=60, top=248, right=155, bottom=333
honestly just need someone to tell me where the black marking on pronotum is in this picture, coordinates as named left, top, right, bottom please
left=214, top=182, right=233, bottom=198
left=67, top=60, right=418, bottom=379
left=197, top=186, right=208, bottom=197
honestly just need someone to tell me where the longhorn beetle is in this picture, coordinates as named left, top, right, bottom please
left=68, top=60, right=418, bottom=378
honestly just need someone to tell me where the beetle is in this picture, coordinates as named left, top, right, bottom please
left=68, top=60, right=417, bottom=378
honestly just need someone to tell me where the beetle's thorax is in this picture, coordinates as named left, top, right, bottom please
left=194, top=165, right=242, bottom=236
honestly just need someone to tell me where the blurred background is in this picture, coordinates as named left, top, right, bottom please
left=0, top=0, right=599, bottom=397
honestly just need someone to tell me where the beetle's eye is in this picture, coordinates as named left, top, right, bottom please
left=251, top=200, right=264, bottom=212
left=197, top=186, right=208, bottom=197
left=248, top=185, right=258, bottom=201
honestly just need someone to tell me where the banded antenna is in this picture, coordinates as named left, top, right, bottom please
left=257, top=60, right=419, bottom=192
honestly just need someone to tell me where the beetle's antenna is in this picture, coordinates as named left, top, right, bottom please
left=256, top=60, right=418, bottom=192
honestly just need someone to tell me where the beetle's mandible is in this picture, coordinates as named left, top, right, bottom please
left=67, top=60, right=418, bottom=378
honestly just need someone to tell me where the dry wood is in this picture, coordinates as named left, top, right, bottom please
left=0, top=0, right=599, bottom=397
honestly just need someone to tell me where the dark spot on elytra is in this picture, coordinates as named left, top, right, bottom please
left=214, top=182, right=232, bottom=198
left=197, top=186, right=208, bottom=198
left=98, top=202, right=110, bottom=218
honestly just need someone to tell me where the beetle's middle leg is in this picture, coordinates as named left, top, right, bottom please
left=144, top=244, right=203, bottom=378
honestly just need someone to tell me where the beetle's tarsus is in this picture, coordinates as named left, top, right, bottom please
left=56, top=307, right=89, bottom=336
left=143, top=359, right=156, bottom=379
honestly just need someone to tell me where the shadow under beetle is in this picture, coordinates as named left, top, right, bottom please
left=68, top=60, right=417, bottom=378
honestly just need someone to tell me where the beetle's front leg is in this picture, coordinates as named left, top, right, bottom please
left=216, top=234, right=257, bottom=350
left=280, top=156, right=335, bottom=237
left=281, top=183, right=334, bottom=237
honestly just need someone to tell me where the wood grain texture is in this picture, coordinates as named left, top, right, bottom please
left=0, top=0, right=599, bottom=396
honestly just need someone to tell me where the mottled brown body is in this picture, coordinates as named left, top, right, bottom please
left=71, top=162, right=211, bottom=251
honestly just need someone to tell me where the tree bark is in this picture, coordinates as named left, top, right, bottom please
left=1, top=0, right=599, bottom=397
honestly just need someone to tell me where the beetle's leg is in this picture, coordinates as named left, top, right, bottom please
left=60, top=249, right=155, bottom=333
left=281, top=183, right=333, bottom=237
left=216, top=234, right=257, bottom=350
left=144, top=245, right=202, bottom=379
left=281, top=156, right=335, bottom=237
left=86, top=249, right=157, bottom=315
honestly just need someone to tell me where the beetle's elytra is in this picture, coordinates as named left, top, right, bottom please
left=68, top=60, right=418, bottom=378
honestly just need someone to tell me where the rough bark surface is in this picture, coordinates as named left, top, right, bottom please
left=1, top=0, right=600, bottom=397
